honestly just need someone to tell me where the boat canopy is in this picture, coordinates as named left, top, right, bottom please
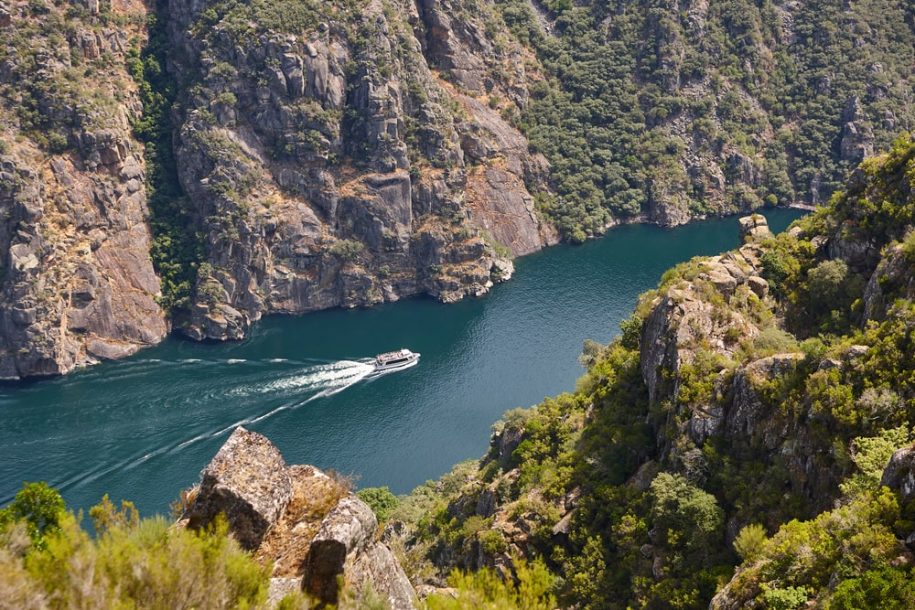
left=375, top=349, right=414, bottom=364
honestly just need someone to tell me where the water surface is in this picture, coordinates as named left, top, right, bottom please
left=0, top=209, right=803, bottom=515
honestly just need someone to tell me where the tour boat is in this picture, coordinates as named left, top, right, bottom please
left=373, top=349, right=420, bottom=372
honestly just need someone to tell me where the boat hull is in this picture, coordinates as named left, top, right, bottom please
left=373, top=354, right=420, bottom=373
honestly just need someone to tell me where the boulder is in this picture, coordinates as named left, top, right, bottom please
left=746, top=275, right=769, bottom=298
left=738, top=214, right=772, bottom=243
left=881, top=446, right=915, bottom=504
left=303, top=496, right=415, bottom=608
left=185, top=429, right=418, bottom=607
left=187, top=427, right=293, bottom=550
left=349, top=542, right=416, bottom=610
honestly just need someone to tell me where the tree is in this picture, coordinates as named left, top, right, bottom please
left=0, top=482, right=65, bottom=548
left=733, top=523, right=767, bottom=562
left=807, top=259, right=848, bottom=313
left=649, top=473, right=724, bottom=558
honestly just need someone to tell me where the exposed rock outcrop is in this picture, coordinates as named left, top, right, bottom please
left=738, top=213, right=772, bottom=243
left=186, top=428, right=293, bottom=550
left=862, top=242, right=915, bottom=322
left=639, top=238, right=765, bottom=405
left=166, top=0, right=555, bottom=341
left=0, top=1, right=167, bottom=380
left=881, top=445, right=915, bottom=505
left=185, top=427, right=416, bottom=609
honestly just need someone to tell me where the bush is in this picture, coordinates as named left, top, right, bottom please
left=329, top=239, right=365, bottom=261
left=357, top=486, right=400, bottom=522
left=807, top=259, right=849, bottom=313
left=762, top=586, right=809, bottom=610
left=749, top=327, right=799, bottom=357
left=0, top=485, right=270, bottom=608
left=733, top=523, right=767, bottom=562
left=649, top=473, right=724, bottom=558
left=827, top=567, right=915, bottom=610
left=578, top=338, right=605, bottom=367
left=426, top=558, right=556, bottom=610
left=0, top=482, right=65, bottom=549
left=619, top=314, right=643, bottom=350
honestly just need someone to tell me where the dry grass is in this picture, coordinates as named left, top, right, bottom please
left=255, top=466, right=349, bottom=576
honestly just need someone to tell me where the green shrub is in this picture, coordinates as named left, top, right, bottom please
left=733, top=523, right=767, bottom=562
left=357, top=486, right=400, bottom=522
left=807, top=260, right=849, bottom=313
left=749, top=327, right=799, bottom=358
left=0, top=484, right=269, bottom=608
left=761, top=586, right=809, bottom=610
left=827, top=567, right=915, bottom=610
left=426, top=558, right=556, bottom=610
left=0, top=482, right=65, bottom=549
left=329, top=239, right=365, bottom=261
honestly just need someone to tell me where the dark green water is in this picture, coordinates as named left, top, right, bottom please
left=0, top=210, right=803, bottom=515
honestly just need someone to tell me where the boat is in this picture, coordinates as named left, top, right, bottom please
left=373, top=348, right=420, bottom=372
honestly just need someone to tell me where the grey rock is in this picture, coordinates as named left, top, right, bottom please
left=746, top=275, right=769, bottom=298
left=738, top=214, right=772, bottom=243
left=881, top=446, right=915, bottom=504
left=188, top=427, right=293, bottom=550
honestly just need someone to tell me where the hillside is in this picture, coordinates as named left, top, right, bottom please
left=389, top=133, right=915, bottom=609
left=0, top=0, right=912, bottom=377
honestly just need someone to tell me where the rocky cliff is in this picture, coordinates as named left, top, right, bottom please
left=0, top=0, right=167, bottom=379
left=389, top=135, right=915, bottom=608
left=165, top=0, right=556, bottom=340
left=0, top=0, right=912, bottom=374
left=181, top=427, right=417, bottom=609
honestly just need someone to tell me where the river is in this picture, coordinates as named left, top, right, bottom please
left=0, top=209, right=804, bottom=515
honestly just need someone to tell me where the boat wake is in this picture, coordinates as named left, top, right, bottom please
left=231, top=359, right=374, bottom=397
left=46, top=359, right=382, bottom=497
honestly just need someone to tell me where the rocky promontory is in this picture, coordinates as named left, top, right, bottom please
left=181, top=427, right=416, bottom=609
left=383, top=136, right=915, bottom=607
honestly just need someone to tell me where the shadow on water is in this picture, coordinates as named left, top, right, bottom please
left=0, top=209, right=806, bottom=513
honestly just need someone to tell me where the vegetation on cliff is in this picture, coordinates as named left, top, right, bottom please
left=493, top=0, right=915, bottom=239
left=128, top=0, right=202, bottom=311
left=391, top=133, right=915, bottom=609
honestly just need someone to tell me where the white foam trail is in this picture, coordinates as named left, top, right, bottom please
left=176, top=433, right=209, bottom=450
left=227, top=360, right=374, bottom=397
left=266, top=358, right=288, bottom=363
left=226, top=358, right=246, bottom=364
left=54, top=359, right=378, bottom=488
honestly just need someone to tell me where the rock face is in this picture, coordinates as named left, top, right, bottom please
left=2, top=0, right=910, bottom=376
left=187, top=428, right=293, bottom=550
left=303, top=496, right=415, bottom=607
left=862, top=243, right=915, bottom=322
left=186, top=427, right=416, bottom=609
left=0, top=0, right=559, bottom=375
left=639, top=238, right=765, bottom=405
left=165, top=0, right=555, bottom=341
left=881, top=446, right=915, bottom=505
left=0, top=1, right=168, bottom=380
left=738, top=214, right=772, bottom=243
